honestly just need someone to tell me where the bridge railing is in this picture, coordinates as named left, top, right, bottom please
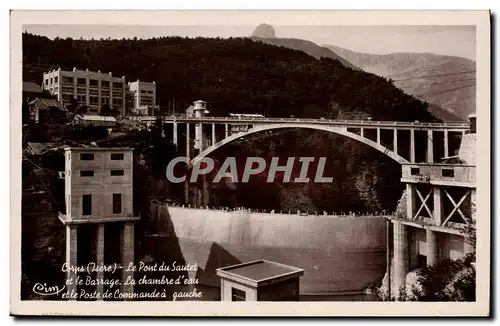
left=127, top=115, right=469, bottom=129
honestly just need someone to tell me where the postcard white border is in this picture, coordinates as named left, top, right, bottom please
left=10, top=9, right=490, bottom=316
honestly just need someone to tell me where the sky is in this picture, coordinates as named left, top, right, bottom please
left=23, top=24, right=476, bottom=61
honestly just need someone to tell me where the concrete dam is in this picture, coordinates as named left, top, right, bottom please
left=148, top=204, right=388, bottom=297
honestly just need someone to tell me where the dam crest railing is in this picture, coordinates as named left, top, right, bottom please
left=151, top=200, right=395, bottom=218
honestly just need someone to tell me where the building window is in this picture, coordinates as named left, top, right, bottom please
left=77, top=95, right=86, bottom=103
left=62, top=86, right=74, bottom=94
left=90, top=96, right=99, bottom=104
left=410, top=168, right=420, bottom=175
left=50, top=77, right=53, bottom=84
left=89, top=79, right=98, bottom=86
left=442, top=169, right=454, bottom=178
left=101, top=80, right=110, bottom=88
left=62, top=76, right=73, bottom=84
left=77, top=77, right=86, bottom=85
left=101, top=97, right=109, bottom=105
left=110, top=153, right=124, bottom=160
left=110, top=170, right=124, bottom=176
left=113, top=194, right=122, bottom=214
left=140, top=97, right=153, bottom=105
left=231, top=288, right=246, bottom=301
left=113, top=82, right=123, bottom=89
left=54, top=76, right=58, bottom=83
left=80, top=170, right=94, bottom=177
left=63, top=94, right=73, bottom=103
left=80, top=153, right=94, bottom=160
left=82, top=194, right=92, bottom=215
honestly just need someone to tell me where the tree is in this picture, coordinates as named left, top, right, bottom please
left=75, top=104, right=88, bottom=115
left=399, top=252, right=475, bottom=302
left=65, top=97, right=79, bottom=114
left=400, top=215, right=476, bottom=302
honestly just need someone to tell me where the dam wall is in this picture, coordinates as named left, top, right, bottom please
left=148, top=204, right=388, bottom=295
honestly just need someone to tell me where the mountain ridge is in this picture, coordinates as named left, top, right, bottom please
left=325, top=44, right=475, bottom=121
left=250, top=37, right=358, bottom=70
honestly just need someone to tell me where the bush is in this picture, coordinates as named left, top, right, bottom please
left=403, top=253, right=476, bottom=301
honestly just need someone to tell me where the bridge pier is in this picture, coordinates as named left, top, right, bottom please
left=427, top=130, right=434, bottom=163
left=225, top=123, right=229, bottom=139
left=444, top=130, right=449, bottom=158
left=433, top=187, right=443, bottom=225
left=406, top=184, right=416, bottom=220
left=173, top=121, right=178, bottom=150
left=393, top=221, right=409, bottom=299
left=212, top=123, right=216, bottom=147
left=393, top=129, right=398, bottom=155
left=376, top=128, right=381, bottom=144
left=410, top=129, right=415, bottom=163
left=186, top=123, right=191, bottom=160
left=426, top=229, right=438, bottom=266
left=195, top=122, right=204, bottom=154
left=471, top=189, right=476, bottom=220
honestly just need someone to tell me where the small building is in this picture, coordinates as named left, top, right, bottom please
left=216, top=260, right=304, bottom=301
left=28, top=97, right=68, bottom=123
left=23, top=81, right=54, bottom=103
left=74, top=114, right=118, bottom=128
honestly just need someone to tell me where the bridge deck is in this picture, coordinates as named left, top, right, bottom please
left=128, top=116, right=469, bottom=131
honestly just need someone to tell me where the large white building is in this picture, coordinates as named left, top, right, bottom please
left=127, top=79, right=157, bottom=115
left=42, top=68, right=127, bottom=116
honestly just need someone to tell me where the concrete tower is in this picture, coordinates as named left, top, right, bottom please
left=193, top=100, right=209, bottom=154
left=390, top=114, right=477, bottom=299
left=58, top=147, right=140, bottom=300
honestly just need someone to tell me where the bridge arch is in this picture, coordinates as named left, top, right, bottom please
left=191, top=123, right=409, bottom=166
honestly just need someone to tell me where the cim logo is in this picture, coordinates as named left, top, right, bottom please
left=166, top=156, right=333, bottom=184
